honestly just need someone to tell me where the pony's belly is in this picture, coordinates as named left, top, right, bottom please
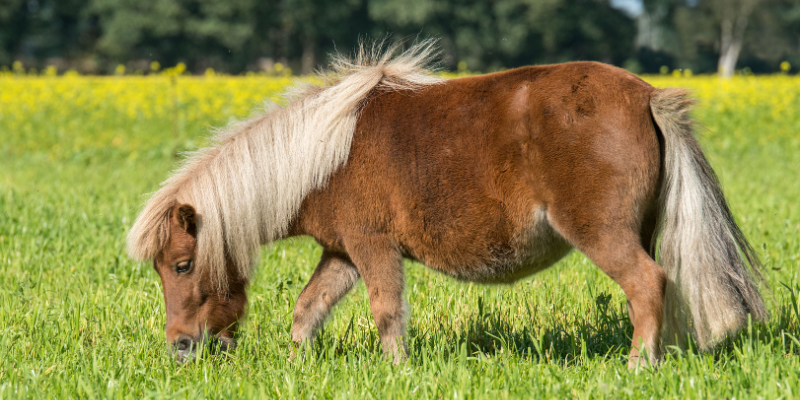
left=446, top=243, right=572, bottom=284
left=502, top=240, right=573, bottom=283
left=423, top=209, right=573, bottom=284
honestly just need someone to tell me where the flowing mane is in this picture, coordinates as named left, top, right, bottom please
left=127, top=41, right=443, bottom=286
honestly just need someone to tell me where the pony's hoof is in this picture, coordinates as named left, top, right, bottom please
left=627, top=354, right=661, bottom=370
left=289, top=341, right=310, bottom=362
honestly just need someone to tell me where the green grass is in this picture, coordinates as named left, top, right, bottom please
left=1, top=77, right=799, bottom=399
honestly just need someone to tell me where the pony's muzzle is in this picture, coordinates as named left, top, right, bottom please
left=171, top=335, right=199, bottom=363
left=170, top=334, right=237, bottom=363
left=176, top=336, right=193, bottom=351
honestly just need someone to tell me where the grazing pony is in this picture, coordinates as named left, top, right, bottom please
left=128, top=42, right=766, bottom=366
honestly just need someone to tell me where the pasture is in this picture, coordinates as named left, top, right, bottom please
left=1, top=72, right=799, bottom=399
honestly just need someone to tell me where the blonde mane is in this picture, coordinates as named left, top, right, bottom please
left=127, top=40, right=443, bottom=286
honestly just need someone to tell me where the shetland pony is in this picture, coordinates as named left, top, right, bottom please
left=128, top=42, right=766, bottom=366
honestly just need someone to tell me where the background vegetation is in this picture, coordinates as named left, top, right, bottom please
left=1, top=0, right=799, bottom=75
left=0, top=72, right=799, bottom=398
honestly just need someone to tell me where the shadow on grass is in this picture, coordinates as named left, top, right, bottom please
left=404, top=292, right=634, bottom=365
left=306, top=292, right=637, bottom=365
left=412, top=284, right=800, bottom=366
left=291, top=283, right=800, bottom=366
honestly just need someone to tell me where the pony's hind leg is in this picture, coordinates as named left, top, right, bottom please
left=291, top=250, right=360, bottom=350
left=550, top=212, right=666, bottom=367
left=343, top=235, right=408, bottom=364
left=598, top=245, right=665, bottom=368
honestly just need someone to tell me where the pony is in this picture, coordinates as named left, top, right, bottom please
left=128, top=41, right=766, bottom=366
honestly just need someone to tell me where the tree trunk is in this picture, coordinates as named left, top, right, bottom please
left=301, top=37, right=316, bottom=75
left=717, top=0, right=759, bottom=78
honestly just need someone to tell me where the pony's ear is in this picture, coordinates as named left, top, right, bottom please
left=176, top=204, right=197, bottom=235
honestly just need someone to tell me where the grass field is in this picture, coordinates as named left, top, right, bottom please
left=1, top=73, right=799, bottom=399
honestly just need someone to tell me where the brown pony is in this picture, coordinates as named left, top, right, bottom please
left=128, top=42, right=766, bottom=366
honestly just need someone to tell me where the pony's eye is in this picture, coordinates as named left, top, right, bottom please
left=175, top=260, right=192, bottom=274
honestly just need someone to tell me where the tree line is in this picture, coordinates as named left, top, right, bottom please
left=1, top=0, right=798, bottom=75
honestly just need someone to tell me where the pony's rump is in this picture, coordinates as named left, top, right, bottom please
left=126, top=40, right=444, bottom=287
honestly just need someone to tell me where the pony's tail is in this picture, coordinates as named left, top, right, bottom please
left=650, top=88, right=767, bottom=351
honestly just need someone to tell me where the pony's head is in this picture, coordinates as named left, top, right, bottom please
left=141, top=203, right=247, bottom=363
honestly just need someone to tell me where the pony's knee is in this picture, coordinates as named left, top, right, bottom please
left=291, top=289, right=331, bottom=342
left=291, top=305, right=325, bottom=343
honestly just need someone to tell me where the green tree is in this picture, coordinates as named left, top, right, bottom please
left=278, top=0, right=366, bottom=74
left=90, top=0, right=258, bottom=72
left=0, top=0, right=27, bottom=67
left=0, top=0, right=97, bottom=70
left=369, top=0, right=636, bottom=71
left=641, top=0, right=800, bottom=74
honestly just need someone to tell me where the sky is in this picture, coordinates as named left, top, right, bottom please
left=610, top=0, right=644, bottom=16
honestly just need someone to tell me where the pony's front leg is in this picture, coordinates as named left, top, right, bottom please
left=291, top=250, right=360, bottom=353
left=344, top=235, right=408, bottom=364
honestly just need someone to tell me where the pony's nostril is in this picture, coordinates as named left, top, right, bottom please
left=176, top=336, right=193, bottom=351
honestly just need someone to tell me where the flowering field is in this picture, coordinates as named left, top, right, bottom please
left=2, top=74, right=798, bottom=160
left=1, top=73, right=799, bottom=399
left=0, top=75, right=292, bottom=162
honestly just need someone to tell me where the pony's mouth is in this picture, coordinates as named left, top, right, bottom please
left=171, top=335, right=236, bottom=364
